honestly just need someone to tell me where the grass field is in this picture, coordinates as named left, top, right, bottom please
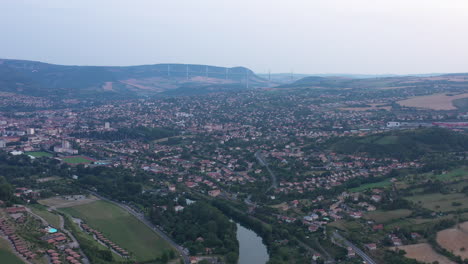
left=26, top=151, right=53, bottom=158
left=0, top=237, right=25, bottom=264
left=61, top=156, right=95, bottom=164
left=364, top=209, right=412, bottom=224
left=28, top=204, right=61, bottom=227
left=60, top=200, right=172, bottom=261
left=350, top=179, right=392, bottom=192
left=405, top=193, right=468, bottom=212
left=66, top=217, right=125, bottom=263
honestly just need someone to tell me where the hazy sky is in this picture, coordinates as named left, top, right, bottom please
left=1, top=0, right=468, bottom=74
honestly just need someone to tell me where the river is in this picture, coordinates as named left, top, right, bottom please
left=236, top=223, right=269, bottom=264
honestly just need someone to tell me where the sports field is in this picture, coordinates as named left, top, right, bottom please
left=60, top=200, right=172, bottom=261
left=26, top=151, right=53, bottom=158
left=0, top=237, right=24, bottom=264
left=61, top=156, right=95, bottom=164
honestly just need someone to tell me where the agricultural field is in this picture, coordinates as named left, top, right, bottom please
left=338, top=104, right=391, bottom=112
left=60, top=200, right=173, bottom=262
left=25, top=151, right=53, bottom=158
left=364, top=209, right=412, bottom=224
left=405, top=193, right=468, bottom=212
left=61, top=156, right=95, bottom=164
left=397, top=93, right=468, bottom=110
left=0, top=237, right=25, bottom=264
left=436, top=221, right=468, bottom=260
left=391, top=243, right=455, bottom=264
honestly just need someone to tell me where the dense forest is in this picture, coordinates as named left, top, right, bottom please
left=150, top=201, right=239, bottom=263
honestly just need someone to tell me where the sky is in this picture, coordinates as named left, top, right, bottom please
left=1, top=0, right=468, bottom=74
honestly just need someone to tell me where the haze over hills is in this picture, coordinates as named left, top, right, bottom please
left=277, top=73, right=468, bottom=90
left=0, top=59, right=268, bottom=99
left=1, top=58, right=468, bottom=101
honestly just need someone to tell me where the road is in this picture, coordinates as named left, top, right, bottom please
left=90, top=192, right=190, bottom=264
left=255, top=151, right=278, bottom=192
left=332, top=231, right=377, bottom=264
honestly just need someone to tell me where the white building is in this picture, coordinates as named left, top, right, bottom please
left=0, top=140, right=6, bottom=148
left=104, top=122, right=110, bottom=129
left=386, top=121, right=400, bottom=128
left=26, top=128, right=35, bottom=135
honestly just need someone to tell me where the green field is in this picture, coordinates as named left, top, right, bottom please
left=350, top=179, right=392, bottom=192
left=65, top=216, right=125, bottom=263
left=0, top=238, right=24, bottom=264
left=60, top=200, right=173, bottom=261
left=26, top=151, right=53, bottom=158
left=364, top=209, right=413, bottom=224
left=62, top=156, right=94, bottom=164
left=28, top=204, right=61, bottom=228
left=405, top=193, right=468, bottom=212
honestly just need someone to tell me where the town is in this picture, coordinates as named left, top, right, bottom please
left=0, top=78, right=467, bottom=264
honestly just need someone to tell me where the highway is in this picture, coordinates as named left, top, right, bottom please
left=90, top=192, right=190, bottom=264
left=332, top=231, right=377, bottom=264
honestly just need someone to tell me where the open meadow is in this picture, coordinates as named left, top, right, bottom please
left=60, top=200, right=173, bottom=262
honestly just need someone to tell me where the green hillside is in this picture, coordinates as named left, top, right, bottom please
left=329, top=128, right=468, bottom=160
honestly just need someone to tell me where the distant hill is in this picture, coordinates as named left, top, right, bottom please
left=0, top=59, right=267, bottom=99
left=278, top=74, right=468, bottom=90
left=328, top=128, right=468, bottom=160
